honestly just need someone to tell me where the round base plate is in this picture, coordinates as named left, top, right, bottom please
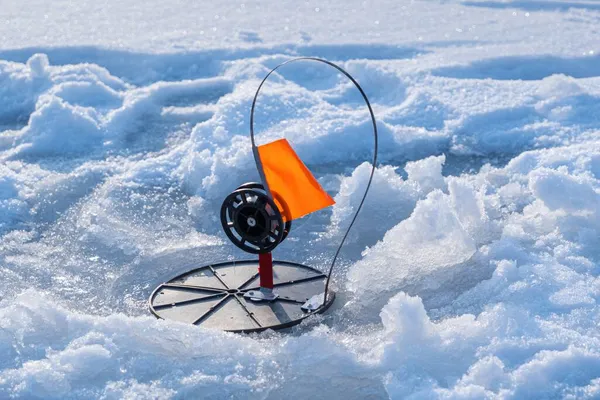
left=149, top=260, right=335, bottom=333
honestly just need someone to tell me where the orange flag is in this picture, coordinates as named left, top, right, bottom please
left=257, top=139, right=335, bottom=221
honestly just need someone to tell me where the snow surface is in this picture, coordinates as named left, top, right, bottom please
left=1, top=0, right=600, bottom=398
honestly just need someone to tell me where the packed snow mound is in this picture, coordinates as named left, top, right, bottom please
left=3, top=0, right=600, bottom=397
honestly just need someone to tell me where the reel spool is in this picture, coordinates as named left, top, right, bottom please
left=220, top=183, right=291, bottom=254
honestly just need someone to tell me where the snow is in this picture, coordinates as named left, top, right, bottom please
left=2, top=0, right=600, bottom=398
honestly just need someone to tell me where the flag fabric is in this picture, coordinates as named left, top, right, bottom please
left=257, top=138, right=335, bottom=221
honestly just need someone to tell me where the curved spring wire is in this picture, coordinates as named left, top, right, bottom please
left=249, top=57, right=378, bottom=306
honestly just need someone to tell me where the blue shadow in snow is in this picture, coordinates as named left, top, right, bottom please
left=432, top=54, right=600, bottom=80
left=0, top=44, right=427, bottom=86
left=463, top=0, right=600, bottom=11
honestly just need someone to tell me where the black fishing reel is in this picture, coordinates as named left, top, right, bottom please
left=220, top=183, right=292, bottom=254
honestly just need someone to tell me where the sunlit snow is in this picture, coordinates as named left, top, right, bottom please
left=1, top=0, right=600, bottom=398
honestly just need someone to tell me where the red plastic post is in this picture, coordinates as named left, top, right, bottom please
left=259, top=252, right=274, bottom=289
